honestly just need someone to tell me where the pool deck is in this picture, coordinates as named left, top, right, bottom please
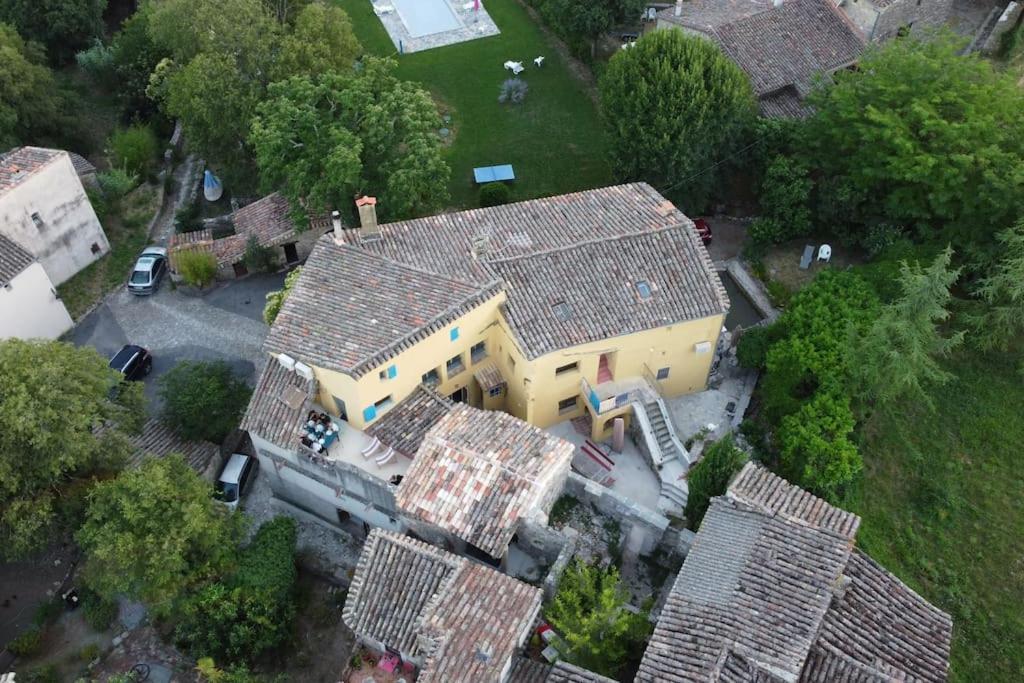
left=372, top=0, right=500, bottom=53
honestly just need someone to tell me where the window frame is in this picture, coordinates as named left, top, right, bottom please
left=446, top=353, right=465, bottom=378
left=470, top=341, right=487, bottom=364
left=558, top=395, right=579, bottom=415
left=555, top=361, right=579, bottom=377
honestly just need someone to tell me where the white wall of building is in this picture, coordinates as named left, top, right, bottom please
left=0, top=262, right=74, bottom=340
left=0, top=153, right=109, bottom=286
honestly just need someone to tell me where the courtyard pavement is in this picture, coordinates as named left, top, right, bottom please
left=68, top=273, right=286, bottom=414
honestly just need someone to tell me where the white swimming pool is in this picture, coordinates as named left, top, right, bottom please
left=393, top=0, right=463, bottom=38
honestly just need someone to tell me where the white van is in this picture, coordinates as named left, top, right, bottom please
left=215, top=453, right=256, bottom=510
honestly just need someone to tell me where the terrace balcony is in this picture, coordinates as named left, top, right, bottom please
left=293, top=403, right=412, bottom=483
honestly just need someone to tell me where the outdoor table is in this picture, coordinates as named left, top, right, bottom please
left=473, top=164, right=515, bottom=184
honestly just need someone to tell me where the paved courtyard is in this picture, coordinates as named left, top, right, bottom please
left=68, top=273, right=286, bottom=413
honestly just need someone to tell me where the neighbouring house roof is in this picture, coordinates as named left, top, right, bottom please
left=365, top=385, right=454, bottom=458
left=508, top=658, right=618, bottom=682
left=0, top=147, right=63, bottom=194
left=263, top=237, right=504, bottom=379
left=489, top=228, right=726, bottom=358
left=658, top=0, right=865, bottom=118
left=331, top=183, right=726, bottom=360
left=0, top=234, right=35, bottom=286
left=240, top=359, right=316, bottom=451
left=637, top=463, right=952, bottom=682
left=343, top=529, right=541, bottom=680
left=473, top=361, right=505, bottom=392
left=232, top=192, right=298, bottom=251
left=67, top=152, right=96, bottom=178
left=395, top=404, right=575, bottom=558
left=128, top=418, right=219, bottom=474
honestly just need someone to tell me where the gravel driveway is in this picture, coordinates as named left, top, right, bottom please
left=69, top=273, right=286, bottom=413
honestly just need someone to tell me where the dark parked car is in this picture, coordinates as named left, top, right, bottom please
left=109, top=345, right=153, bottom=381
left=127, top=246, right=168, bottom=295
left=694, top=218, right=712, bottom=245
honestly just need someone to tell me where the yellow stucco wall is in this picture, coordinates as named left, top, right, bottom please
left=305, top=288, right=723, bottom=435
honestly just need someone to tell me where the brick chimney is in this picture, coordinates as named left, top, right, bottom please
left=355, top=196, right=380, bottom=241
left=331, top=210, right=344, bottom=243
left=675, top=0, right=683, bottom=16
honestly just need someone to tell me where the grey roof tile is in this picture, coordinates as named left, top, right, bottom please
left=0, top=233, right=35, bottom=285
left=239, top=359, right=316, bottom=450
left=263, top=236, right=503, bottom=378
left=128, top=418, right=219, bottom=474
left=366, top=385, right=454, bottom=458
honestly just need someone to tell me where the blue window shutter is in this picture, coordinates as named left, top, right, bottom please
left=363, top=405, right=377, bottom=422
left=450, top=327, right=459, bottom=341
left=387, top=365, right=397, bottom=379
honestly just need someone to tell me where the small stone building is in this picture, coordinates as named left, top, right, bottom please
left=839, top=0, right=954, bottom=42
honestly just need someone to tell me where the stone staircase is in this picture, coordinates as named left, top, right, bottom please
left=633, top=398, right=691, bottom=516
left=966, top=5, right=1004, bottom=54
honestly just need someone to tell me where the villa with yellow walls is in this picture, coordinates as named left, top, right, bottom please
left=260, top=183, right=728, bottom=442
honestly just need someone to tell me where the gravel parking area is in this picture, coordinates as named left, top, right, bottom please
left=68, top=273, right=287, bottom=414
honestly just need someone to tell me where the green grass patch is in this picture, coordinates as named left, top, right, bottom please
left=847, top=349, right=1024, bottom=682
left=335, top=0, right=612, bottom=208
left=58, top=184, right=161, bottom=320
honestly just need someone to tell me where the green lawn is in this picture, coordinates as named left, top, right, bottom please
left=847, top=350, right=1024, bottom=682
left=334, top=0, right=612, bottom=208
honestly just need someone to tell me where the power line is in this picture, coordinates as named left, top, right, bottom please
left=655, top=138, right=765, bottom=197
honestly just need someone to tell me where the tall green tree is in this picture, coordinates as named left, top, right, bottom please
left=0, top=23, right=64, bottom=148
left=684, top=435, right=747, bottom=528
left=968, top=220, right=1024, bottom=351
left=109, top=8, right=168, bottom=120
left=850, top=247, right=963, bottom=412
left=147, top=0, right=278, bottom=68
left=77, top=456, right=244, bottom=611
left=158, top=360, right=252, bottom=443
left=804, top=33, right=1024, bottom=258
left=777, top=390, right=861, bottom=501
left=272, top=3, right=361, bottom=82
left=251, top=59, right=449, bottom=226
left=546, top=560, right=651, bottom=678
left=0, top=0, right=106, bottom=64
left=0, top=340, right=144, bottom=559
left=599, top=29, right=756, bottom=210
left=544, top=0, right=645, bottom=57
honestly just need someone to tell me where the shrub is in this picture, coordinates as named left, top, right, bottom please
left=176, top=250, right=219, bottom=289
left=777, top=390, right=861, bottom=500
left=82, top=590, right=119, bottom=631
left=765, top=280, right=792, bottom=308
left=8, top=626, right=43, bottom=656
left=109, top=124, right=159, bottom=177
left=549, top=494, right=580, bottom=525
left=263, top=266, right=302, bottom=325
left=76, top=40, right=115, bottom=83
left=479, top=182, right=511, bottom=208
left=18, top=664, right=59, bottom=683
left=998, top=20, right=1023, bottom=59
left=243, top=235, right=277, bottom=274
left=175, top=203, right=203, bottom=233
left=79, top=642, right=102, bottom=662
left=176, top=518, right=298, bottom=665
left=498, top=77, right=528, bottom=104
left=97, top=168, right=139, bottom=202
left=861, top=222, right=904, bottom=260
left=685, top=435, right=747, bottom=528
left=158, top=360, right=252, bottom=442
left=735, top=325, right=777, bottom=369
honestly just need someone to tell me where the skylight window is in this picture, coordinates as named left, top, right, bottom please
left=636, top=281, right=653, bottom=300
left=552, top=301, right=572, bottom=321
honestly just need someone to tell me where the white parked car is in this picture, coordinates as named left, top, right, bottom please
left=127, top=246, right=168, bottom=296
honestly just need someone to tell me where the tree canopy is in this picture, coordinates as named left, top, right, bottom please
left=0, top=340, right=144, bottom=559
left=684, top=435, right=747, bottom=528
left=599, top=29, right=756, bottom=210
left=850, top=247, right=963, bottom=412
left=0, top=0, right=106, bottom=64
left=272, top=3, right=361, bottom=82
left=777, top=389, right=861, bottom=500
left=804, top=33, right=1024, bottom=259
left=0, top=23, right=64, bottom=148
left=545, top=560, right=651, bottom=678
left=158, top=360, right=252, bottom=443
left=77, top=456, right=244, bottom=610
left=969, top=220, right=1024, bottom=350
left=250, top=59, right=450, bottom=226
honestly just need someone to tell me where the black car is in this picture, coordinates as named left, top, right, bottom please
left=109, top=345, right=153, bottom=381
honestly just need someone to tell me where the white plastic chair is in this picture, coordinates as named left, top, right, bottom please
left=818, top=244, right=832, bottom=263
left=534, top=56, right=545, bottom=68
left=360, top=437, right=381, bottom=458
left=376, top=447, right=396, bottom=466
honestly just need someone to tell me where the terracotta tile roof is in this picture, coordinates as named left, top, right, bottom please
left=365, top=385, right=454, bottom=458
left=211, top=234, right=247, bottom=266
left=637, top=464, right=952, bottom=682
left=727, top=462, right=861, bottom=539
left=714, top=0, right=865, bottom=99
left=804, top=550, right=952, bottom=682
left=233, top=192, right=297, bottom=250
left=759, top=86, right=813, bottom=119
left=489, top=228, right=727, bottom=358
left=0, top=233, right=35, bottom=286
left=337, top=183, right=726, bottom=360
left=473, top=361, right=505, bottom=391
left=657, top=0, right=769, bottom=32
left=67, top=152, right=96, bottom=177
left=263, top=236, right=503, bottom=378
left=168, top=230, right=215, bottom=272
left=0, top=147, right=63, bottom=194
left=240, top=359, right=316, bottom=450
left=128, top=418, right=219, bottom=473
left=343, top=529, right=541, bottom=679
left=396, top=404, right=574, bottom=558
left=508, top=658, right=618, bottom=682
